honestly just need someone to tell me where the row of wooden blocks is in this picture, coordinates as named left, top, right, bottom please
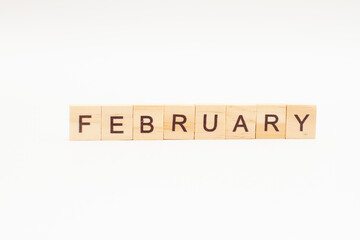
left=69, top=105, right=316, bottom=140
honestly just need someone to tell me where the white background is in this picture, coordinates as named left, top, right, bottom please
left=1, top=0, right=360, bottom=239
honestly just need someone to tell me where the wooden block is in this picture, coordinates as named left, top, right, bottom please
left=133, top=105, right=163, bottom=140
left=69, top=105, right=101, bottom=141
left=195, top=105, right=226, bottom=139
left=164, top=105, right=195, bottom=140
left=256, top=105, right=286, bottom=139
left=101, top=105, right=133, bottom=140
left=226, top=105, right=256, bottom=139
left=286, top=105, right=316, bottom=139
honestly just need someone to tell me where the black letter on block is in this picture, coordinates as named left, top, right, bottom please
left=203, top=114, right=218, bottom=132
left=110, top=116, right=124, bottom=134
left=265, top=114, right=279, bottom=131
left=233, top=115, right=248, bottom=132
left=172, top=114, right=187, bottom=132
left=79, top=115, right=91, bottom=133
left=141, top=116, right=154, bottom=133
left=294, top=114, right=309, bottom=131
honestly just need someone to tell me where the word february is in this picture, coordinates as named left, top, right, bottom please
left=69, top=105, right=316, bottom=140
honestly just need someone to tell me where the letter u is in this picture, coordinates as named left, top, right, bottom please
left=203, top=114, right=218, bottom=132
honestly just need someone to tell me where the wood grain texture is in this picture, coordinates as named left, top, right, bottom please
left=69, top=105, right=101, bottom=141
left=256, top=105, right=286, bottom=139
left=226, top=105, right=256, bottom=139
left=133, top=105, right=164, bottom=140
left=286, top=105, right=316, bottom=139
left=69, top=104, right=316, bottom=141
left=101, top=105, right=133, bottom=140
left=195, top=105, right=226, bottom=139
left=164, top=105, right=195, bottom=140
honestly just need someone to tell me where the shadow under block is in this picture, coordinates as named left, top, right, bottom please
left=69, top=105, right=101, bottom=141
left=286, top=105, right=316, bottom=139
left=164, top=105, right=195, bottom=140
left=256, top=105, right=286, bottom=139
left=226, top=105, right=256, bottom=139
left=195, top=105, right=226, bottom=139
left=101, top=105, right=133, bottom=140
left=133, top=105, right=164, bottom=140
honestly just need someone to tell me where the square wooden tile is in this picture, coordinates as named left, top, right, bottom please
left=195, top=105, right=226, bottom=139
left=164, top=105, right=195, bottom=140
left=133, top=105, right=164, bottom=140
left=286, top=105, right=316, bottom=139
left=102, top=105, right=133, bottom=140
left=69, top=105, right=101, bottom=141
left=226, top=105, right=256, bottom=139
left=256, top=105, right=286, bottom=139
